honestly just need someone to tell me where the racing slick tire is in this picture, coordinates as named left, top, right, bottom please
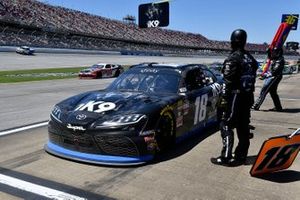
left=114, top=70, right=120, bottom=77
left=156, top=111, right=176, bottom=152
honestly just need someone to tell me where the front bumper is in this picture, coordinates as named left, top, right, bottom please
left=45, top=141, right=153, bottom=166
left=78, top=73, right=96, bottom=78
left=46, top=120, right=156, bottom=165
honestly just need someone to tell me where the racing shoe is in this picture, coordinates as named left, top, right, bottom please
left=251, top=105, right=259, bottom=111
left=210, top=156, right=234, bottom=166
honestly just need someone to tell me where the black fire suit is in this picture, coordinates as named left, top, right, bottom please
left=253, top=57, right=284, bottom=110
left=220, top=49, right=258, bottom=160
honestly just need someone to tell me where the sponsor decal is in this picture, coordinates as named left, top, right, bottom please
left=66, top=124, right=86, bottom=131
left=183, top=102, right=189, bottom=115
left=141, top=69, right=158, bottom=73
left=176, top=116, right=183, bottom=128
left=76, top=114, right=87, bottom=120
left=177, top=106, right=183, bottom=115
left=177, top=100, right=184, bottom=127
left=144, top=135, right=159, bottom=151
left=75, top=101, right=116, bottom=113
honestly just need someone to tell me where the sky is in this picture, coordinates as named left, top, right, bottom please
left=38, top=0, right=300, bottom=44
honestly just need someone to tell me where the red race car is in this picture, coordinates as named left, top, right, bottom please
left=79, top=63, right=124, bottom=79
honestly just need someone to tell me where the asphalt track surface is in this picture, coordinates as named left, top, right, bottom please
left=0, top=52, right=226, bottom=70
left=0, top=53, right=300, bottom=200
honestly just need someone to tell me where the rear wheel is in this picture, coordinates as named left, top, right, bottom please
left=96, top=72, right=102, bottom=79
left=156, top=112, right=175, bottom=152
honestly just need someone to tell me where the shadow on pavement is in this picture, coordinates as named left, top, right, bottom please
left=281, top=108, right=300, bottom=113
left=260, top=108, right=300, bottom=113
left=244, top=155, right=257, bottom=166
left=253, top=170, right=300, bottom=183
left=152, top=125, right=219, bottom=164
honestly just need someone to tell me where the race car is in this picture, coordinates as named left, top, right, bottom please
left=79, top=63, right=124, bottom=79
left=129, top=62, right=158, bottom=69
left=45, top=63, right=223, bottom=165
left=207, top=62, right=223, bottom=77
left=257, top=61, right=296, bottom=76
left=16, top=46, right=35, bottom=55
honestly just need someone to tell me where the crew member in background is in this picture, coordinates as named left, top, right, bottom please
left=211, top=29, right=258, bottom=166
left=252, top=47, right=284, bottom=111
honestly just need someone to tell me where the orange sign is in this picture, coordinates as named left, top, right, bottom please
left=250, top=133, right=300, bottom=176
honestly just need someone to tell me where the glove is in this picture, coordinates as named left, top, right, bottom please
left=260, top=71, right=272, bottom=80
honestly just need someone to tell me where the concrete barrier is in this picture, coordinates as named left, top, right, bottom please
left=0, top=46, right=121, bottom=55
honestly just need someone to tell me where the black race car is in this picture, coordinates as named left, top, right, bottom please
left=129, top=62, right=158, bottom=69
left=45, top=64, right=223, bottom=165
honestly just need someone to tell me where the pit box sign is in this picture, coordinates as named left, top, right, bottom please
left=281, top=14, right=299, bottom=30
left=250, top=128, right=300, bottom=176
left=138, top=1, right=169, bottom=28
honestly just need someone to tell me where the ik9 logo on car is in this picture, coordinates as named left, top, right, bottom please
left=75, top=101, right=116, bottom=113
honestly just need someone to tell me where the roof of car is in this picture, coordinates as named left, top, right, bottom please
left=133, top=63, right=207, bottom=71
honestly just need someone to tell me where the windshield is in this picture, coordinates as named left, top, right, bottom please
left=91, top=64, right=104, bottom=69
left=107, top=70, right=180, bottom=93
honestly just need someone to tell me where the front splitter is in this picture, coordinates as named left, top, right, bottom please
left=45, top=141, right=154, bottom=166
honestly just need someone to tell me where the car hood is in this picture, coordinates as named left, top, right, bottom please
left=56, top=91, right=177, bottom=126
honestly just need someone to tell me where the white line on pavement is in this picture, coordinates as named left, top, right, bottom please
left=0, top=122, right=48, bottom=137
left=0, top=174, right=86, bottom=200
left=281, top=98, right=300, bottom=101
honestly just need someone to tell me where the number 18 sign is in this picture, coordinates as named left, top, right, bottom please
left=250, top=128, right=300, bottom=176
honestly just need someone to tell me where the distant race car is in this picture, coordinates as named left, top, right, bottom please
left=16, top=46, right=35, bottom=55
left=79, top=63, right=124, bottom=79
left=45, top=63, right=223, bottom=165
left=257, top=61, right=296, bottom=76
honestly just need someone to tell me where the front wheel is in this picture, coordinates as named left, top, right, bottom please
left=156, top=112, right=175, bottom=152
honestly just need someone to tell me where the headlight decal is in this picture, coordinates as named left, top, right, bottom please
left=51, top=106, right=62, bottom=123
left=96, top=114, right=147, bottom=128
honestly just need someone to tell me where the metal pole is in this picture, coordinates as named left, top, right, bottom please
left=288, top=128, right=300, bottom=139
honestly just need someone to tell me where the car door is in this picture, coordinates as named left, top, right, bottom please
left=180, top=67, right=211, bottom=131
left=202, top=68, right=222, bottom=123
left=104, top=64, right=113, bottom=77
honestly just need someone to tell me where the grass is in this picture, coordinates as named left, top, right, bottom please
left=0, top=65, right=131, bottom=83
left=0, top=67, right=86, bottom=83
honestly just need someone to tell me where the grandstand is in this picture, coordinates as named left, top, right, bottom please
left=0, top=0, right=270, bottom=55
